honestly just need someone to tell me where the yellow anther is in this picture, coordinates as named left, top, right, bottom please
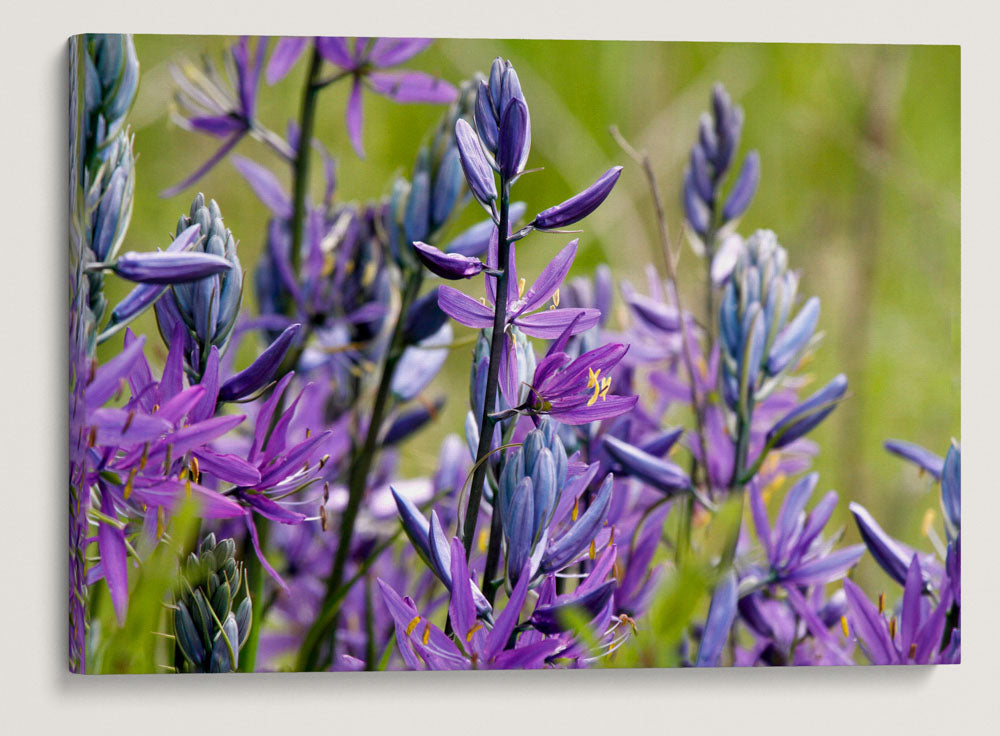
left=696, top=355, right=709, bottom=380
left=305, top=427, right=311, bottom=439
left=762, top=472, right=787, bottom=506
left=322, top=253, right=336, bottom=278
left=123, top=466, right=138, bottom=500
left=405, top=615, right=421, bottom=637
left=422, top=625, right=431, bottom=645
left=87, top=426, right=97, bottom=448
left=552, top=288, right=560, bottom=308
left=922, top=508, right=936, bottom=537
left=156, top=506, right=165, bottom=540
left=889, top=616, right=897, bottom=640
left=139, top=443, right=149, bottom=470
left=466, top=623, right=483, bottom=642
left=571, top=499, right=579, bottom=522
left=589, top=540, right=596, bottom=560
left=151, top=403, right=160, bottom=413
left=587, top=367, right=601, bottom=389
left=599, top=376, right=612, bottom=400
left=878, top=592, right=885, bottom=614
left=840, top=615, right=849, bottom=638
left=478, top=528, right=489, bottom=554
left=518, top=277, right=526, bottom=298
left=908, top=642, right=917, bottom=659
left=189, top=457, right=200, bottom=484
left=361, top=261, right=377, bottom=287
left=122, top=410, right=136, bottom=434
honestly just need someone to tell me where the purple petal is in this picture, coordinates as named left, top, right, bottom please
left=447, top=537, right=476, bottom=641
left=368, top=71, right=458, bottom=104
left=193, top=448, right=262, bottom=486
left=514, top=308, right=600, bottom=339
left=244, top=512, right=289, bottom=592
left=551, top=394, right=638, bottom=425
left=844, top=578, right=896, bottom=664
left=437, top=285, right=494, bottom=329
left=266, top=37, right=308, bottom=84
left=97, top=488, right=129, bottom=623
left=483, top=564, right=531, bottom=661
left=783, top=545, right=864, bottom=585
left=113, top=251, right=232, bottom=285
left=515, top=240, right=578, bottom=316
left=369, top=38, right=432, bottom=67
left=231, top=156, right=291, bottom=218
left=884, top=439, right=944, bottom=480
left=129, top=478, right=245, bottom=520
left=186, top=115, right=246, bottom=138
left=345, top=80, right=365, bottom=158
left=87, top=333, right=147, bottom=411
left=240, top=492, right=307, bottom=524
left=219, top=324, right=301, bottom=402
left=89, top=408, right=171, bottom=446
left=315, top=37, right=353, bottom=68
left=696, top=571, right=737, bottom=667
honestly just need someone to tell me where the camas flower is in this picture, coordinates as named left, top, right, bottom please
left=843, top=556, right=957, bottom=665
left=378, top=538, right=563, bottom=670
left=163, top=37, right=267, bottom=197
left=525, top=316, right=638, bottom=425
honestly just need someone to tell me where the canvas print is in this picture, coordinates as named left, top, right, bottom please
left=69, top=34, right=960, bottom=673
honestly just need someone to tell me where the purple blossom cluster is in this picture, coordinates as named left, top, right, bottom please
left=69, top=35, right=959, bottom=673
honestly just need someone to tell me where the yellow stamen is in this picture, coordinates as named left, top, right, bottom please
left=921, top=508, right=936, bottom=537
left=840, top=615, right=850, bottom=638
left=518, top=277, right=526, bottom=298
left=599, top=376, right=612, bottom=400
left=361, top=261, right=377, bottom=288
left=587, top=367, right=601, bottom=389
left=908, top=642, right=917, bottom=660
left=889, top=616, right=897, bottom=640
left=156, top=506, right=165, bottom=540
left=878, top=592, right=885, bottom=614
left=189, top=457, right=200, bottom=484
left=571, top=499, right=579, bottom=522
left=466, top=623, right=483, bottom=642
left=422, top=625, right=431, bottom=645
left=589, top=540, right=596, bottom=560
left=405, top=615, right=421, bottom=637
left=478, top=528, right=489, bottom=554
left=123, top=466, right=138, bottom=500
left=551, top=288, right=560, bottom=308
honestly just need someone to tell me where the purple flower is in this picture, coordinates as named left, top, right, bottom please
left=751, top=473, right=864, bottom=587
left=378, top=539, right=562, bottom=670
left=163, top=37, right=267, bottom=197
left=843, top=556, right=957, bottom=664
left=311, top=37, right=458, bottom=158
left=526, top=318, right=638, bottom=425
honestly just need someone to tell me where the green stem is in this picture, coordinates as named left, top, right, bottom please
left=237, top=45, right=325, bottom=674
left=296, top=270, right=423, bottom=670
left=464, top=184, right=511, bottom=563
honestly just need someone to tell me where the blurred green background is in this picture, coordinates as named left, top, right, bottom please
left=103, top=37, right=959, bottom=598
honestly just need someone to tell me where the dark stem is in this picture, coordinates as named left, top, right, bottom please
left=237, top=45, right=325, bottom=673
left=463, top=184, right=511, bottom=562
left=296, top=269, right=424, bottom=670
left=289, top=46, right=325, bottom=274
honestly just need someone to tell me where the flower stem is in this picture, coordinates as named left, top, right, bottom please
left=297, top=269, right=423, bottom=671
left=463, top=184, right=511, bottom=562
left=237, top=45, right=325, bottom=673
left=289, top=46, right=324, bottom=274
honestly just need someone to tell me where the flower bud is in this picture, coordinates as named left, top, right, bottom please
left=532, top=166, right=622, bottom=230
left=455, top=118, right=496, bottom=206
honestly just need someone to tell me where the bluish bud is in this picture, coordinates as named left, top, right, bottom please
left=455, top=118, right=496, bottom=206
left=497, top=98, right=529, bottom=179
left=766, top=374, right=847, bottom=449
